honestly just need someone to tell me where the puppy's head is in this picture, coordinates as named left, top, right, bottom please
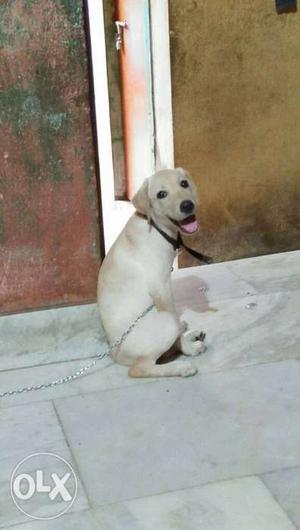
left=132, top=168, right=199, bottom=235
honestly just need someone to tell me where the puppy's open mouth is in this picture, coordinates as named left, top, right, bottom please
left=169, top=214, right=199, bottom=234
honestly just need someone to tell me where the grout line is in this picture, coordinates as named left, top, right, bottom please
left=1, top=508, right=93, bottom=529
left=65, top=466, right=300, bottom=512
left=259, top=464, right=300, bottom=478
left=1, top=285, right=298, bottom=375
left=2, top=469, right=300, bottom=529
left=52, top=401, right=93, bottom=510
left=50, top=356, right=300, bottom=403
left=51, top=307, right=60, bottom=360
left=0, top=352, right=109, bottom=374
left=1, top=357, right=299, bottom=411
left=259, top=473, right=299, bottom=529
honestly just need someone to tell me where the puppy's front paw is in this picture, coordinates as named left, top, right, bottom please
left=179, top=362, right=198, bottom=377
left=180, top=329, right=207, bottom=357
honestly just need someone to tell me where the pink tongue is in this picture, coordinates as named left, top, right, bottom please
left=180, top=218, right=198, bottom=234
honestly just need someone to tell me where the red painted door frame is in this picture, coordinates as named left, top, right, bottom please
left=115, top=0, right=155, bottom=198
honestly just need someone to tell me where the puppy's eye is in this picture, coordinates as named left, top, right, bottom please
left=180, top=180, right=189, bottom=188
left=157, top=190, right=168, bottom=199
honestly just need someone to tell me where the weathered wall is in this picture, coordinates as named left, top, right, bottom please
left=0, top=0, right=101, bottom=313
left=169, top=1, right=300, bottom=265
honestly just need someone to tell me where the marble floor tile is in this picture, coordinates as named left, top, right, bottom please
left=92, top=476, right=296, bottom=530
left=0, top=358, right=152, bottom=410
left=261, top=467, right=300, bottom=529
left=6, top=477, right=297, bottom=530
left=54, top=304, right=105, bottom=359
left=0, top=401, right=64, bottom=458
left=1, top=251, right=300, bottom=529
left=0, top=308, right=57, bottom=370
left=172, top=262, right=257, bottom=315
left=2, top=510, right=97, bottom=530
left=1, top=251, right=299, bottom=375
left=0, top=304, right=107, bottom=371
left=187, top=289, right=300, bottom=372
left=226, top=250, right=300, bottom=294
left=54, top=360, right=300, bottom=506
left=1, top=288, right=299, bottom=410
left=0, top=401, right=89, bottom=527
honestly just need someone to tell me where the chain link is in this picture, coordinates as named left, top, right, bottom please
left=0, top=304, right=154, bottom=399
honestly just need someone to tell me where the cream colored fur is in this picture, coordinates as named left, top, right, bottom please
left=97, top=168, right=206, bottom=378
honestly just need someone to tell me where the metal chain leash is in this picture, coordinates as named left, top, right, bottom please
left=0, top=304, right=155, bottom=399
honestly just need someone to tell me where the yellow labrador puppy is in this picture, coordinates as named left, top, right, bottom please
left=97, top=168, right=206, bottom=378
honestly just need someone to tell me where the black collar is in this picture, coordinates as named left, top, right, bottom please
left=149, top=217, right=212, bottom=264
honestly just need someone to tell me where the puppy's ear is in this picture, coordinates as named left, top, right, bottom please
left=176, top=167, right=190, bottom=178
left=132, top=179, right=151, bottom=219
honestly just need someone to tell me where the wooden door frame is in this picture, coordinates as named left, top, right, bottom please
left=86, top=0, right=174, bottom=252
left=150, top=0, right=174, bottom=171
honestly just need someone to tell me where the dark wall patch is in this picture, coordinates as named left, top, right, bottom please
left=170, top=0, right=300, bottom=265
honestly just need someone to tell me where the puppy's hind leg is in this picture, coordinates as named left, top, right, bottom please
left=129, top=357, right=197, bottom=378
left=119, top=311, right=198, bottom=378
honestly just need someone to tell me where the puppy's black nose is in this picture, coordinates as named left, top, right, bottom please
left=180, top=200, right=194, bottom=214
